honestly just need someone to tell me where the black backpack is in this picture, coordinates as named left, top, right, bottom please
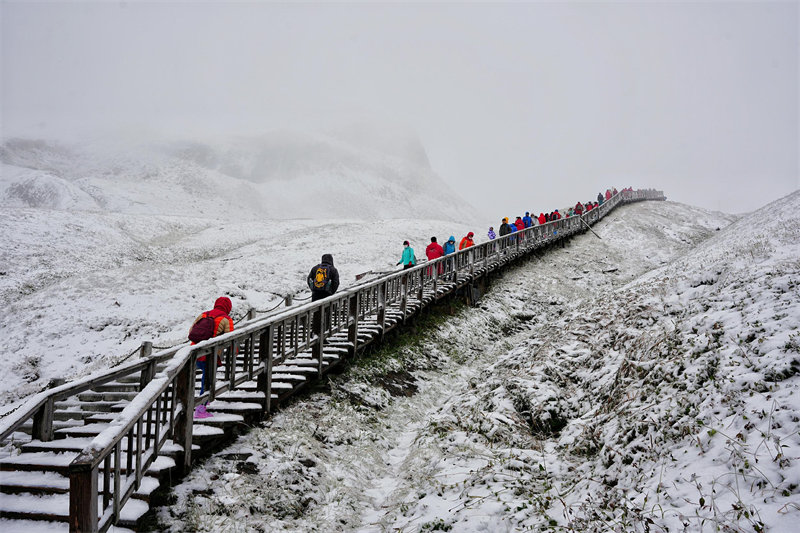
left=312, top=265, right=332, bottom=292
left=188, top=313, right=217, bottom=343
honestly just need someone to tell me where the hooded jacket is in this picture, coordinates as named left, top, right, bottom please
left=425, top=241, right=445, bottom=260
left=307, top=254, right=340, bottom=298
left=487, top=229, right=496, bottom=240
left=459, top=234, right=475, bottom=249
left=538, top=213, right=547, bottom=225
left=191, top=296, right=234, bottom=362
left=514, top=218, right=525, bottom=231
left=399, top=246, right=416, bottom=266
left=443, top=237, right=456, bottom=255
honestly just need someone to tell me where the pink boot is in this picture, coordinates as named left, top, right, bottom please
left=193, top=404, right=213, bottom=419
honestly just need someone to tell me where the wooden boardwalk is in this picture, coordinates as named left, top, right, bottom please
left=0, top=189, right=665, bottom=532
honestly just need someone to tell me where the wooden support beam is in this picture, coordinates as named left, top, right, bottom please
left=69, top=464, right=98, bottom=533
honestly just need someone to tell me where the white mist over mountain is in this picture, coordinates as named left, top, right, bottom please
left=0, top=125, right=478, bottom=222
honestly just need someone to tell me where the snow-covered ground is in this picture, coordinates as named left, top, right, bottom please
left=151, top=195, right=800, bottom=532
left=0, top=134, right=483, bottom=408
left=3, top=134, right=798, bottom=532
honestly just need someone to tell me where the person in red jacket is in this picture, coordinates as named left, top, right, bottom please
left=189, top=296, right=234, bottom=418
left=459, top=232, right=475, bottom=250
left=574, top=202, right=584, bottom=215
left=538, top=212, right=547, bottom=225
left=514, top=217, right=525, bottom=231
left=425, top=236, right=445, bottom=276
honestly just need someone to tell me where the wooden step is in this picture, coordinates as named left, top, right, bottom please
left=77, top=391, right=138, bottom=402
left=0, top=491, right=149, bottom=524
left=91, top=382, right=140, bottom=393
left=1, top=452, right=77, bottom=474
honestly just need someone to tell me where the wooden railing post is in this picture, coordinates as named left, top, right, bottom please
left=226, top=340, right=235, bottom=390
left=173, top=356, right=194, bottom=472
left=257, top=325, right=274, bottom=413
left=400, top=274, right=409, bottom=323
left=69, top=464, right=98, bottom=533
left=139, top=342, right=155, bottom=391
left=313, top=305, right=325, bottom=376
left=471, top=248, right=476, bottom=278
left=31, top=397, right=54, bottom=442
left=207, top=349, right=218, bottom=403
left=432, top=260, right=438, bottom=296
left=377, top=282, right=386, bottom=341
left=347, top=293, right=359, bottom=357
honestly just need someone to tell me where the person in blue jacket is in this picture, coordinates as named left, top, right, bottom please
left=523, top=212, right=533, bottom=228
left=443, top=236, right=456, bottom=255
left=443, top=236, right=456, bottom=278
left=508, top=223, right=517, bottom=243
left=396, top=240, right=416, bottom=269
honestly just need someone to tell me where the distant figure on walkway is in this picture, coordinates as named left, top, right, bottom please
left=523, top=212, right=533, bottom=228
left=514, top=217, right=525, bottom=231
left=307, top=254, right=340, bottom=302
left=425, top=237, right=445, bottom=276
left=487, top=227, right=496, bottom=240
left=538, top=212, right=546, bottom=225
left=459, top=232, right=475, bottom=250
left=574, top=202, right=584, bottom=216
left=499, top=218, right=512, bottom=238
left=597, top=192, right=604, bottom=205
left=188, top=296, right=234, bottom=419
left=443, top=236, right=457, bottom=277
left=397, top=241, right=417, bottom=269
left=443, top=236, right=457, bottom=255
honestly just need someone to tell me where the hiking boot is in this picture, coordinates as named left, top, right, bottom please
left=194, top=405, right=213, bottom=419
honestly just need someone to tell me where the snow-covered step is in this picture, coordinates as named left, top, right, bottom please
left=54, top=422, right=110, bottom=438
left=0, top=452, right=77, bottom=474
left=0, top=470, right=160, bottom=499
left=192, top=412, right=244, bottom=426
left=0, top=491, right=149, bottom=524
left=77, top=391, right=138, bottom=402
left=206, top=401, right=262, bottom=413
left=91, top=382, right=140, bottom=393
left=271, top=373, right=307, bottom=382
left=273, top=365, right=321, bottom=374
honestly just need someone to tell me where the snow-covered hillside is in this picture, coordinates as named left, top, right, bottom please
left=0, top=130, right=475, bottom=221
left=152, top=196, right=800, bottom=532
left=0, top=132, right=482, bottom=407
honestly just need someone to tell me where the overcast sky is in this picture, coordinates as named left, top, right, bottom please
left=2, top=1, right=797, bottom=216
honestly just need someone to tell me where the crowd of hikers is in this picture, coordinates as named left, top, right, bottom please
left=189, top=186, right=628, bottom=418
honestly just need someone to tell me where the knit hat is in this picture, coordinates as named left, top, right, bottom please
left=467, top=232, right=474, bottom=238
left=403, top=240, right=409, bottom=246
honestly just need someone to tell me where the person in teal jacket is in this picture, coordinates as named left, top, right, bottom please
left=396, top=240, right=416, bottom=269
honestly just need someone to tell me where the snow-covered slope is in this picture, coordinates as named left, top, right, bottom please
left=0, top=131, right=481, bottom=406
left=152, top=196, right=800, bottom=532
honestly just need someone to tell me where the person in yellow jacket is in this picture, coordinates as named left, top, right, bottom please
left=459, top=232, right=475, bottom=250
